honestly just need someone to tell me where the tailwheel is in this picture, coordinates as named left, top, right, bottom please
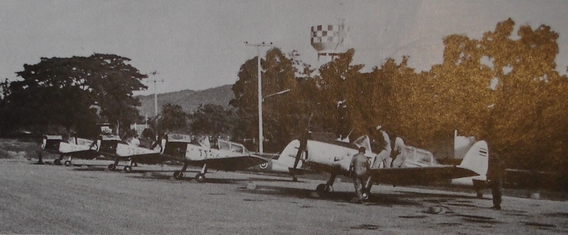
left=124, top=166, right=132, bottom=173
left=195, top=173, right=206, bottom=183
left=108, top=164, right=116, bottom=171
left=64, top=160, right=72, bottom=166
left=173, top=171, right=183, bottom=180
left=54, top=159, right=62, bottom=165
left=315, top=184, right=332, bottom=196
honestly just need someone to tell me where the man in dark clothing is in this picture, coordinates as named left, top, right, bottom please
left=487, top=154, right=506, bottom=210
left=350, top=147, right=370, bottom=203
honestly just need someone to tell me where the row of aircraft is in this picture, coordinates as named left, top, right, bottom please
left=41, top=134, right=266, bottom=183
left=40, top=130, right=489, bottom=201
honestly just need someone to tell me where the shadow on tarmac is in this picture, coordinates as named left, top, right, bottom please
left=239, top=185, right=422, bottom=206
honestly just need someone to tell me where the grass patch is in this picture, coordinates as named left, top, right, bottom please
left=0, top=138, right=41, bottom=159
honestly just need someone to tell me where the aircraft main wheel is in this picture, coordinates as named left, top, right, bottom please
left=64, top=160, right=72, bottom=166
left=108, top=164, right=116, bottom=171
left=173, top=171, right=183, bottom=180
left=54, top=159, right=62, bottom=165
left=316, top=184, right=331, bottom=196
left=195, top=173, right=206, bottom=183
left=124, top=166, right=132, bottom=173
left=362, top=191, right=370, bottom=201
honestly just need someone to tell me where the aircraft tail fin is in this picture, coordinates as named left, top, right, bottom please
left=271, top=139, right=301, bottom=172
left=458, top=140, right=489, bottom=179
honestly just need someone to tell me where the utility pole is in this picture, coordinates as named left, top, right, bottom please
left=245, top=41, right=272, bottom=153
left=148, top=71, right=163, bottom=139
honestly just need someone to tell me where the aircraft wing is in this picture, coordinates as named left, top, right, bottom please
left=369, top=166, right=479, bottom=186
left=188, top=155, right=268, bottom=172
left=97, top=152, right=169, bottom=164
left=66, top=149, right=100, bottom=160
left=127, top=153, right=179, bottom=165
left=287, top=167, right=313, bottom=176
left=43, top=149, right=100, bottom=160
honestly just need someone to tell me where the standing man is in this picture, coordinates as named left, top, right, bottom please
left=488, top=153, right=506, bottom=210
left=350, top=146, right=370, bottom=203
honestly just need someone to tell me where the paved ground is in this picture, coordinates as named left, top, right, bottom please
left=1, top=158, right=568, bottom=234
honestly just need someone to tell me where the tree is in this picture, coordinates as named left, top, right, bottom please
left=231, top=48, right=310, bottom=152
left=158, top=103, right=188, bottom=134
left=83, top=54, right=148, bottom=135
left=0, top=54, right=147, bottom=137
left=478, top=19, right=567, bottom=171
left=188, top=104, right=238, bottom=139
left=424, top=18, right=568, bottom=171
left=313, top=49, right=365, bottom=137
left=363, top=57, right=429, bottom=146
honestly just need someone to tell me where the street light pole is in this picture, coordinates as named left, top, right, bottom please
left=148, top=71, right=163, bottom=139
left=245, top=41, right=272, bottom=153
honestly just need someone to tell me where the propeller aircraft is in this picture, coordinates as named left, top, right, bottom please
left=96, top=134, right=268, bottom=183
left=96, top=134, right=164, bottom=172
left=285, top=132, right=488, bottom=201
left=40, top=135, right=100, bottom=166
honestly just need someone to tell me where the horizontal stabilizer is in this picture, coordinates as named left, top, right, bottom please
left=370, top=166, right=478, bottom=186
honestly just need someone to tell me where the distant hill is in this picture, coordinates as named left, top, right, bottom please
left=136, top=84, right=234, bottom=115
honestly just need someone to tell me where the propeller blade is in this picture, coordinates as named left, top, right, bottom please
left=293, top=139, right=305, bottom=169
left=293, top=114, right=312, bottom=169
left=88, top=138, right=98, bottom=150
left=150, top=137, right=161, bottom=149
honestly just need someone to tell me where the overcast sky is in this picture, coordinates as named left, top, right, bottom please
left=1, top=0, right=567, bottom=95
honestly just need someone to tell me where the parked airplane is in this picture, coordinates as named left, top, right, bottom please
left=284, top=133, right=488, bottom=201
left=96, top=135, right=164, bottom=172
left=41, top=135, right=100, bottom=166
left=97, top=134, right=269, bottom=183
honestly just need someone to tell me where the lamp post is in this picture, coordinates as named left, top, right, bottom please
left=245, top=41, right=272, bottom=153
left=148, top=70, right=163, bottom=139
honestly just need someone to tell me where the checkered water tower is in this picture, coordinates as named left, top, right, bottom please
left=310, top=20, right=348, bottom=63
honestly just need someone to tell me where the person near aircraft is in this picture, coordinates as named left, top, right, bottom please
left=350, top=146, right=371, bottom=203
left=391, top=137, right=406, bottom=168
left=131, top=136, right=141, bottom=146
left=371, top=125, right=392, bottom=169
left=488, top=153, right=506, bottom=210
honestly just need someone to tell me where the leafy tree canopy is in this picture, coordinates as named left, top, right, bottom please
left=158, top=103, right=188, bottom=134
left=0, top=53, right=148, bottom=137
left=231, top=18, right=568, bottom=172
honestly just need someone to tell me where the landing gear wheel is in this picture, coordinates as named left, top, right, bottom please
left=362, top=189, right=370, bottom=201
left=173, top=171, right=183, bottom=180
left=124, top=166, right=132, bottom=173
left=64, top=160, right=72, bottom=166
left=108, top=164, right=116, bottom=171
left=195, top=173, right=206, bottom=183
left=54, top=159, right=62, bottom=165
left=316, top=184, right=332, bottom=196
